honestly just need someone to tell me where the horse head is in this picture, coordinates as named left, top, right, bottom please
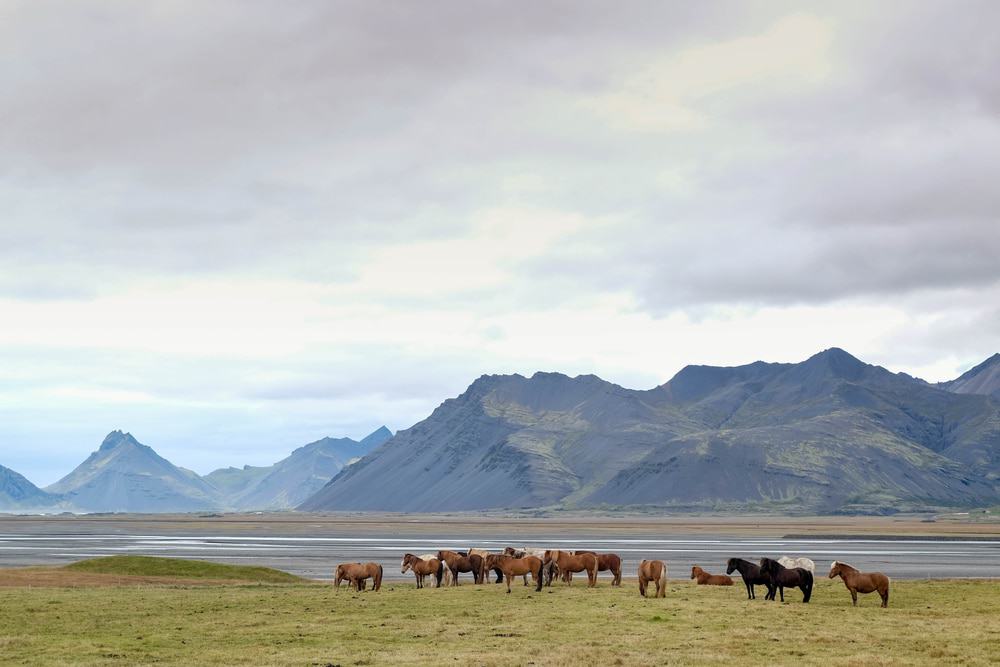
left=759, top=557, right=779, bottom=575
left=690, top=566, right=701, bottom=580
left=401, top=554, right=414, bottom=574
left=725, top=558, right=737, bottom=575
left=829, top=561, right=842, bottom=579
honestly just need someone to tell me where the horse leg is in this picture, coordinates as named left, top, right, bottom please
left=494, top=567, right=503, bottom=584
left=880, top=586, right=889, bottom=608
left=851, top=588, right=858, bottom=606
left=451, top=567, right=459, bottom=586
left=505, top=574, right=512, bottom=594
left=639, top=577, right=646, bottom=597
left=779, top=586, right=784, bottom=603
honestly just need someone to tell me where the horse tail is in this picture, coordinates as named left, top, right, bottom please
left=802, top=569, right=813, bottom=603
left=658, top=562, right=668, bottom=587
left=376, top=564, right=383, bottom=591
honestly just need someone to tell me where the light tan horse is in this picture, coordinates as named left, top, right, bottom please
left=419, top=553, right=450, bottom=587
left=484, top=554, right=544, bottom=593
left=691, top=566, right=734, bottom=586
left=334, top=562, right=383, bottom=592
left=544, top=550, right=597, bottom=587
left=638, top=560, right=668, bottom=598
left=829, top=561, right=890, bottom=607
left=401, top=553, right=441, bottom=589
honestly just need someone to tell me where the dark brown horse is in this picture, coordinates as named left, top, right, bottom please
left=467, top=548, right=502, bottom=584
left=437, top=550, right=483, bottom=585
left=484, top=554, right=544, bottom=593
left=574, top=551, right=623, bottom=586
left=829, top=561, right=890, bottom=607
left=726, top=557, right=770, bottom=600
left=759, top=557, right=812, bottom=603
left=544, top=550, right=598, bottom=587
left=334, top=562, right=383, bottom=592
left=691, top=566, right=734, bottom=586
left=638, top=559, right=668, bottom=598
left=401, top=553, right=442, bottom=589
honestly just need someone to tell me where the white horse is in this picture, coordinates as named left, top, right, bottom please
left=778, top=556, right=816, bottom=573
left=419, top=553, right=450, bottom=587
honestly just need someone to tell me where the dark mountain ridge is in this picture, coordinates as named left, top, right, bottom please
left=302, top=349, right=1000, bottom=514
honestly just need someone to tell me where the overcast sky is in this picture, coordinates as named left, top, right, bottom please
left=2, top=1, right=999, bottom=485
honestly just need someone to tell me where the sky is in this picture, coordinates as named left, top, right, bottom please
left=2, top=1, right=999, bottom=486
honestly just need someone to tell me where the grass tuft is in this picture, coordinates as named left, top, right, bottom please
left=63, top=555, right=303, bottom=583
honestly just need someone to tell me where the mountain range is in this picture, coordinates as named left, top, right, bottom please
left=301, top=349, right=1000, bottom=514
left=0, top=426, right=390, bottom=513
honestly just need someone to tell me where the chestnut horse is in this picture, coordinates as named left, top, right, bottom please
left=437, top=550, right=483, bottom=585
left=401, top=553, right=442, bottom=589
left=504, top=547, right=558, bottom=586
left=638, top=560, right=668, bottom=598
left=726, top=558, right=770, bottom=600
left=419, top=553, right=449, bottom=587
left=829, top=561, right=890, bottom=607
left=759, top=557, right=812, bottom=603
left=334, top=562, right=382, bottom=592
left=574, top=551, right=623, bottom=586
left=545, top=550, right=597, bottom=587
left=691, top=566, right=733, bottom=586
left=484, top=554, right=544, bottom=593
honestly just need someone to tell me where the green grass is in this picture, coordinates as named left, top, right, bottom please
left=1, top=577, right=998, bottom=665
left=63, top=555, right=304, bottom=583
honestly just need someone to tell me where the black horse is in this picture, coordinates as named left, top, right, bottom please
left=759, top=557, right=813, bottom=603
left=726, top=557, right=771, bottom=600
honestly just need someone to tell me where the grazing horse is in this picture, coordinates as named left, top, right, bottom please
left=829, top=561, right=890, bottom=608
left=484, top=554, right=544, bottom=593
left=574, top=551, right=623, bottom=586
left=545, top=550, right=598, bottom=587
left=726, top=558, right=771, bottom=600
left=468, top=547, right=502, bottom=584
left=759, top=558, right=812, bottom=603
left=437, top=550, right=483, bottom=585
left=778, top=556, right=816, bottom=573
left=691, top=566, right=734, bottom=586
left=504, top=547, right=558, bottom=586
left=638, top=560, right=668, bottom=598
left=401, top=553, right=441, bottom=589
left=334, top=562, right=382, bottom=592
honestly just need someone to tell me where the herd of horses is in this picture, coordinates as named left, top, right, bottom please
left=335, top=548, right=891, bottom=607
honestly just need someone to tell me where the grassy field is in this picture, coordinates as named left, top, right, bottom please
left=1, top=561, right=998, bottom=666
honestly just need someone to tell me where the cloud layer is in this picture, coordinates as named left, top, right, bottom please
left=1, top=1, right=998, bottom=484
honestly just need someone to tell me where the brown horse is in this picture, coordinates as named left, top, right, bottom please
left=484, top=554, right=544, bottom=593
left=829, top=561, right=890, bottom=607
left=573, top=551, right=623, bottom=586
left=638, top=560, right=668, bottom=598
left=544, top=550, right=597, bottom=587
left=334, top=562, right=383, bottom=592
left=504, top=547, right=558, bottom=586
left=691, top=566, right=734, bottom=586
left=401, top=553, right=442, bottom=589
left=437, top=550, right=483, bottom=585
left=468, top=548, right=503, bottom=584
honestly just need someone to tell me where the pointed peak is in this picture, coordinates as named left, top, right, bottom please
left=359, top=425, right=393, bottom=448
left=99, top=430, right=141, bottom=451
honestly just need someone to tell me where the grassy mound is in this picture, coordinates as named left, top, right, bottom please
left=64, top=555, right=302, bottom=583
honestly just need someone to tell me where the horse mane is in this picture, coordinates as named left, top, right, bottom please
left=832, top=560, right=857, bottom=573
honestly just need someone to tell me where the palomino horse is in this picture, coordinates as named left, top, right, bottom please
left=484, top=554, right=544, bottom=593
left=504, top=547, right=558, bottom=586
left=334, top=562, right=383, bottom=592
left=829, top=561, right=890, bottom=607
left=544, top=550, right=597, bottom=587
left=437, top=550, right=483, bottom=585
left=759, top=558, right=812, bottom=603
left=726, top=558, right=771, bottom=600
left=401, top=553, right=442, bottom=589
left=691, top=566, right=733, bottom=586
left=468, top=547, right=503, bottom=584
left=778, top=556, right=816, bottom=573
left=638, top=560, right=668, bottom=598
left=419, top=554, right=450, bottom=587
left=574, top=551, right=623, bottom=586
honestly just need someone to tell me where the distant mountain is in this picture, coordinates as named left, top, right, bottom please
left=940, top=354, right=1000, bottom=398
left=209, top=426, right=392, bottom=510
left=0, top=464, right=61, bottom=510
left=301, top=349, right=1000, bottom=514
left=46, top=431, right=222, bottom=513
